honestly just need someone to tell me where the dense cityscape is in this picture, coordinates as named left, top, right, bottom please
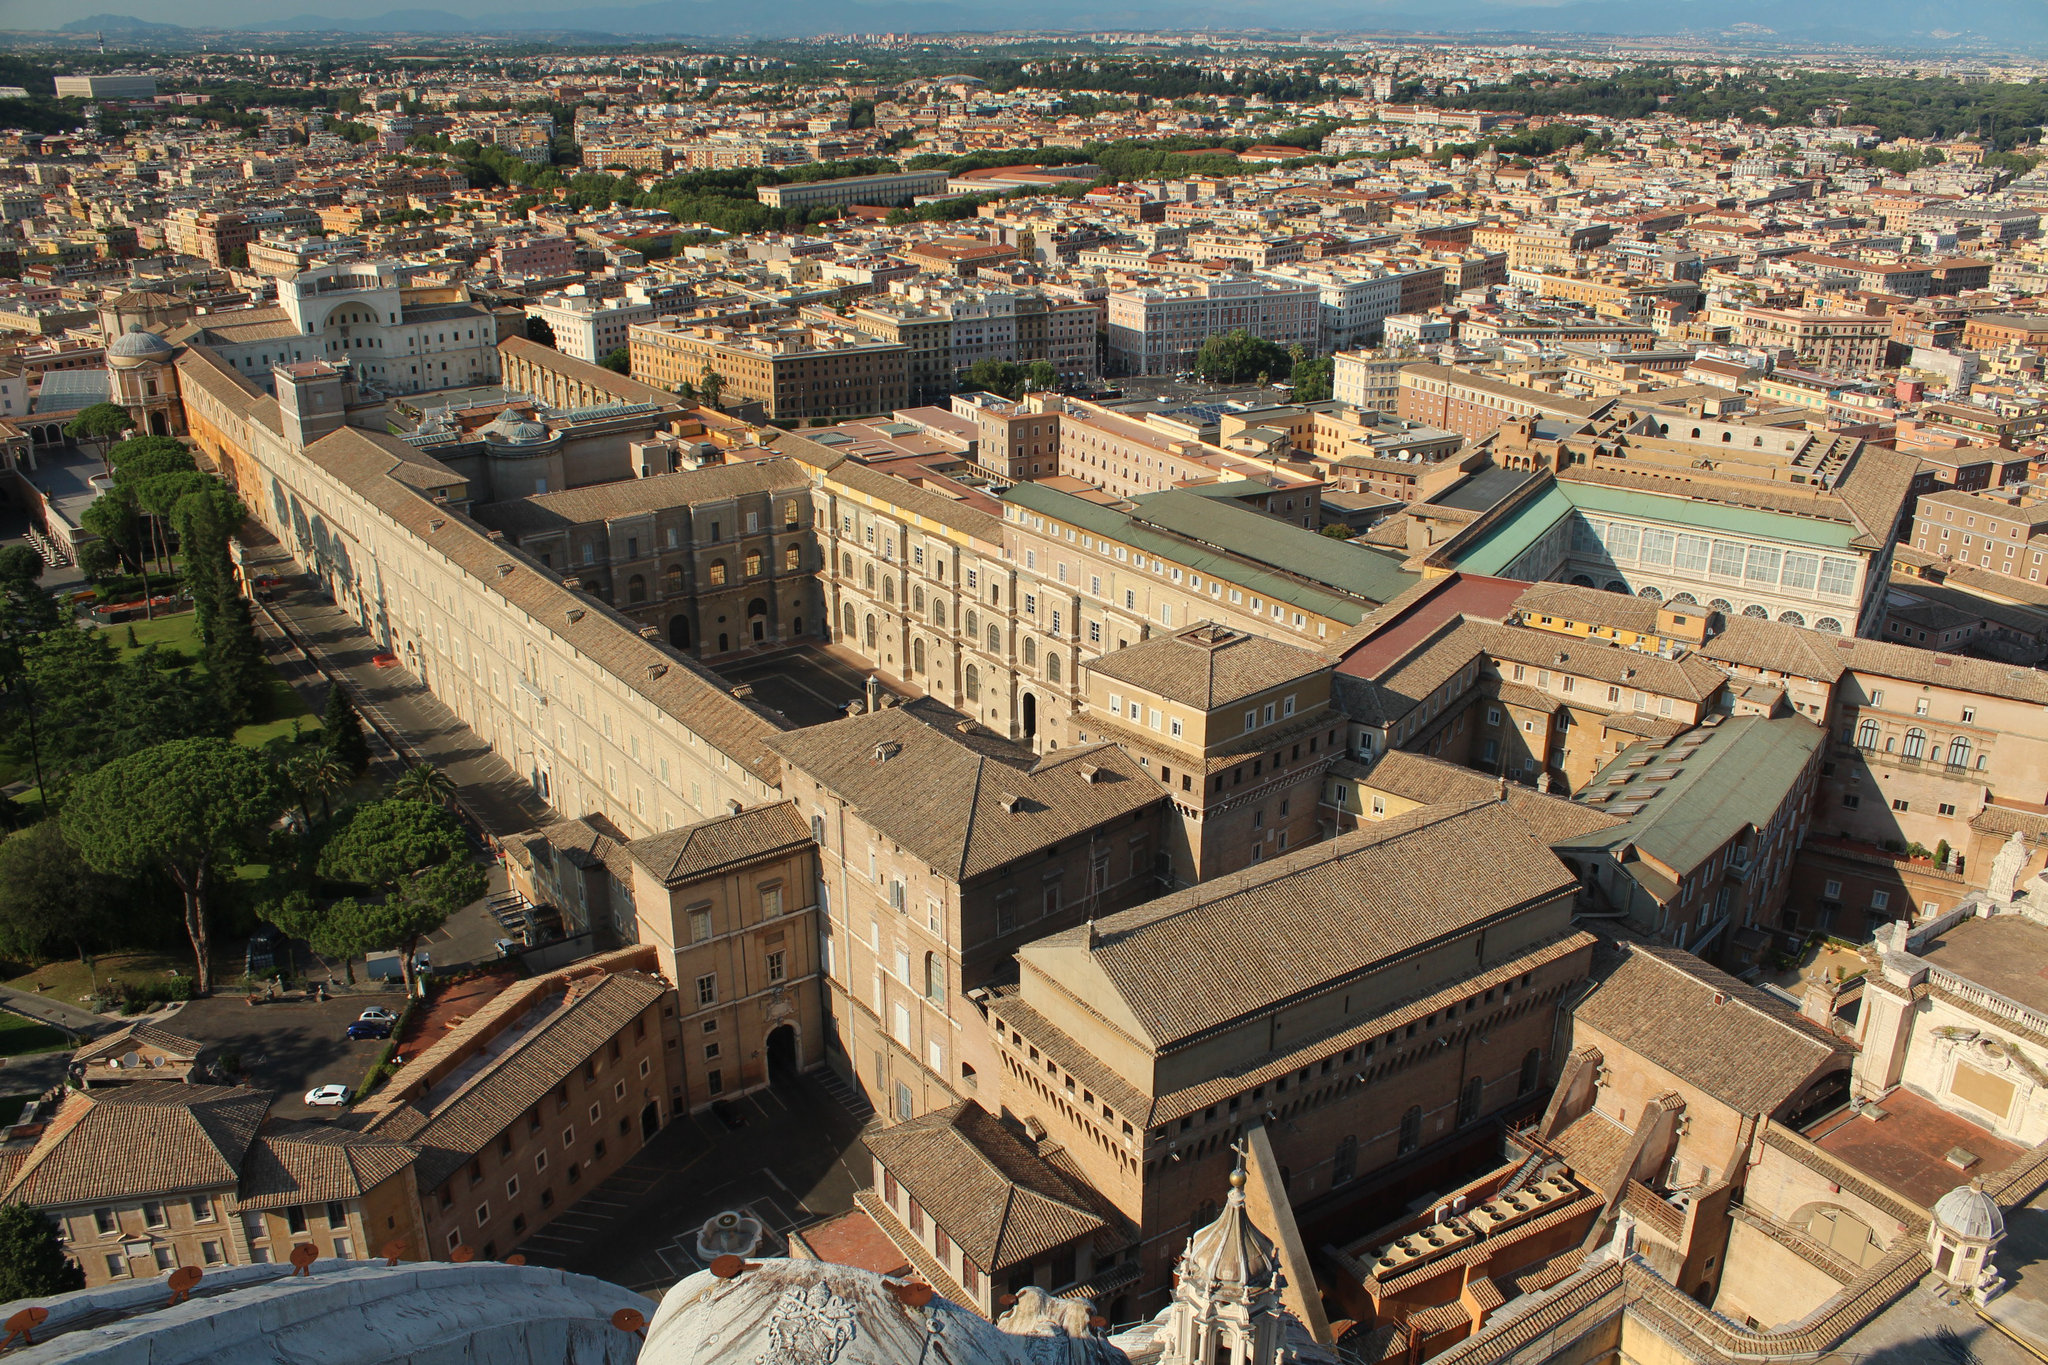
left=2, top=22, right=2048, bottom=1364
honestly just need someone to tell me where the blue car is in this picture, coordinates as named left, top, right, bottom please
left=346, top=1021, right=393, bottom=1041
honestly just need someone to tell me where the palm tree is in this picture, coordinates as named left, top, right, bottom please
left=291, top=749, right=352, bottom=821
left=390, top=762, right=457, bottom=809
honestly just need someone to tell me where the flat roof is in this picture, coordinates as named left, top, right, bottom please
left=1915, top=914, right=2048, bottom=1017
left=1806, top=1086, right=2025, bottom=1212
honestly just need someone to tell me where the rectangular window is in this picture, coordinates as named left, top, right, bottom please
left=766, top=950, right=786, bottom=983
left=696, top=974, right=717, bottom=1006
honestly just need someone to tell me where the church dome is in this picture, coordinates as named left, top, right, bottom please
left=107, top=325, right=175, bottom=367
left=482, top=410, right=552, bottom=445
left=1180, top=1162, right=1279, bottom=1294
left=1933, top=1180, right=2005, bottom=1242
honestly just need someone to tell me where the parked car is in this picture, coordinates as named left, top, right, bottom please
left=304, top=1084, right=352, bottom=1108
left=345, top=1021, right=392, bottom=1041
left=358, top=1007, right=397, bottom=1024
left=412, top=951, right=431, bottom=975
left=494, top=938, right=520, bottom=959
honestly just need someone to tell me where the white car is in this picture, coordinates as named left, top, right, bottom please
left=304, top=1084, right=352, bottom=1108
left=358, top=1007, right=397, bottom=1024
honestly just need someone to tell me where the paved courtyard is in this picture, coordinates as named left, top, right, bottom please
left=516, top=1069, right=875, bottom=1295
left=711, top=644, right=908, bottom=729
left=161, top=989, right=402, bottom=1120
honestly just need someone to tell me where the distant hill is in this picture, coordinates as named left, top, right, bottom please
left=25, top=0, right=2048, bottom=48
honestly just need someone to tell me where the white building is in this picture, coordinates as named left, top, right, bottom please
left=1105, top=276, right=1320, bottom=377
left=526, top=282, right=694, bottom=365
left=1331, top=350, right=1411, bottom=412
left=1259, top=264, right=1405, bottom=350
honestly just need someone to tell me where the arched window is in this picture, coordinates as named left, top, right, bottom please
left=864, top=564, right=876, bottom=592
left=912, top=586, right=924, bottom=614
left=932, top=600, right=947, bottom=628
left=1398, top=1105, right=1422, bottom=1155
left=1637, top=585, right=1662, bottom=601
left=912, top=637, right=926, bottom=674
left=841, top=552, right=853, bottom=578
left=1022, top=637, right=1036, bottom=667
left=1519, top=1049, right=1542, bottom=1096
left=923, top=952, right=942, bottom=1000
left=864, top=615, right=877, bottom=650
left=965, top=665, right=980, bottom=700
left=1457, top=1075, right=1484, bottom=1126
left=784, top=545, right=800, bottom=572
left=626, top=574, right=646, bottom=604
left=1949, top=736, right=1972, bottom=768
left=708, top=561, right=727, bottom=586
left=1671, top=593, right=1698, bottom=606
left=1814, top=617, right=1844, bottom=634
left=1743, top=604, right=1769, bottom=619
left=1902, top=728, right=1925, bottom=760
left=665, top=565, right=683, bottom=594
left=841, top=603, right=856, bottom=641
left=988, top=625, right=1001, bottom=653
left=1047, top=653, right=1061, bottom=684
left=1778, top=611, right=1805, bottom=627
left=1333, top=1135, right=1358, bottom=1185
left=965, top=609, right=978, bottom=638
left=882, top=576, right=895, bottom=604
left=1856, top=719, right=1880, bottom=750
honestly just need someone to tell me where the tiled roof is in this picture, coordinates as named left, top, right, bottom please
left=1030, top=799, right=1579, bottom=1048
left=72, top=1022, right=206, bottom=1064
left=769, top=701, right=1161, bottom=881
left=473, top=458, right=809, bottom=539
left=1571, top=940, right=1850, bottom=1117
left=864, top=1100, right=1108, bottom=1271
left=625, top=800, right=811, bottom=886
left=1700, top=614, right=2048, bottom=704
left=366, top=971, right=666, bottom=1188
left=5, top=1083, right=269, bottom=1207
left=1355, top=750, right=1625, bottom=844
left=236, top=1123, right=420, bottom=1210
left=1083, top=622, right=1329, bottom=710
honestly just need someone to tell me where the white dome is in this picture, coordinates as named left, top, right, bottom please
left=641, top=1259, right=1127, bottom=1365
left=1933, top=1181, right=2005, bottom=1242
left=482, top=411, right=552, bottom=445
left=107, top=325, right=175, bottom=366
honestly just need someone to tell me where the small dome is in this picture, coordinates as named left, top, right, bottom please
left=482, top=410, right=551, bottom=445
left=107, top=325, right=175, bottom=365
left=1179, top=1162, right=1278, bottom=1294
left=1934, top=1180, right=2005, bottom=1242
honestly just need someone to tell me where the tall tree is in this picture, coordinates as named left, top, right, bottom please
left=204, top=594, right=272, bottom=725
left=0, top=820, right=121, bottom=971
left=64, top=402, right=131, bottom=463
left=64, top=737, right=279, bottom=994
left=389, top=761, right=456, bottom=808
left=318, top=799, right=480, bottom=996
left=322, top=687, right=372, bottom=776
left=0, top=1203, right=86, bottom=1300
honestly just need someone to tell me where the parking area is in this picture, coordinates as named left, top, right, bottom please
left=162, top=989, right=405, bottom=1120
left=710, top=645, right=907, bottom=729
left=517, top=1069, right=874, bottom=1295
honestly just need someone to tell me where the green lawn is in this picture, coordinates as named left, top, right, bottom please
left=5, top=951, right=195, bottom=1008
left=0, top=1011, right=75, bottom=1056
left=98, top=614, right=319, bottom=750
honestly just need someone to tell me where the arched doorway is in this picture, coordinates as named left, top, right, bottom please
left=1021, top=691, right=1037, bottom=738
left=640, top=1101, right=660, bottom=1141
left=766, top=1025, right=798, bottom=1082
left=747, top=597, right=767, bottom=643
left=148, top=411, right=168, bottom=436
left=669, top=614, right=691, bottom=649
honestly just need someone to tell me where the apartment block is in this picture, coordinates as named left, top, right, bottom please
left=1105, top=276, right=1319, bottom=377
left=628, top=320, right=908, bottom=422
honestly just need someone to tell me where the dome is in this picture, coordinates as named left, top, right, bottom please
left=1934, top=1180, right=2006, bottom=1242
left=1179, top=1163, right=1279, bottom=1294
left=482, top=410, right=552, bottom=445
left=641, top=1258, right=1129, bottom=1365
left=107, top=325, right=175, bottom=365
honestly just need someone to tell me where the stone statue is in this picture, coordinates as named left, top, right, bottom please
left=1987, top=831, right=2031, bottom=907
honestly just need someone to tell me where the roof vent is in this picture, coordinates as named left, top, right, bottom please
left=428, top=518, right=445, bottom=531
left=562, top=576, right=582, bottom=591
left=954, top=720, right=976, bottom=735
left=730, top=684, right=753, bottom=699
left=497, top=564, right=514, bottom=577
left=873, top=741, right=902, bottom=763
left=999, top=792, right=1023, bottom=812
left=565, top=608, right=584, bottom=623
left=1079, top=764, right=1101, bottom=784
left=648, top=663, right=668, bottom=679
left=486, top=529, right=504, bottom=541
left=638, top=625, right=660, bottom=640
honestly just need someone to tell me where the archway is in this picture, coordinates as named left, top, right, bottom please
left=640, top=1101, right=660, bottom=1141
left=1022, top=691, right=1037, bottom=738
left=148, top=411, right=168, bottom=436
left=766, top=1025, right=798, bottom=1082
left=669, top=615, right=691, bottom=649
